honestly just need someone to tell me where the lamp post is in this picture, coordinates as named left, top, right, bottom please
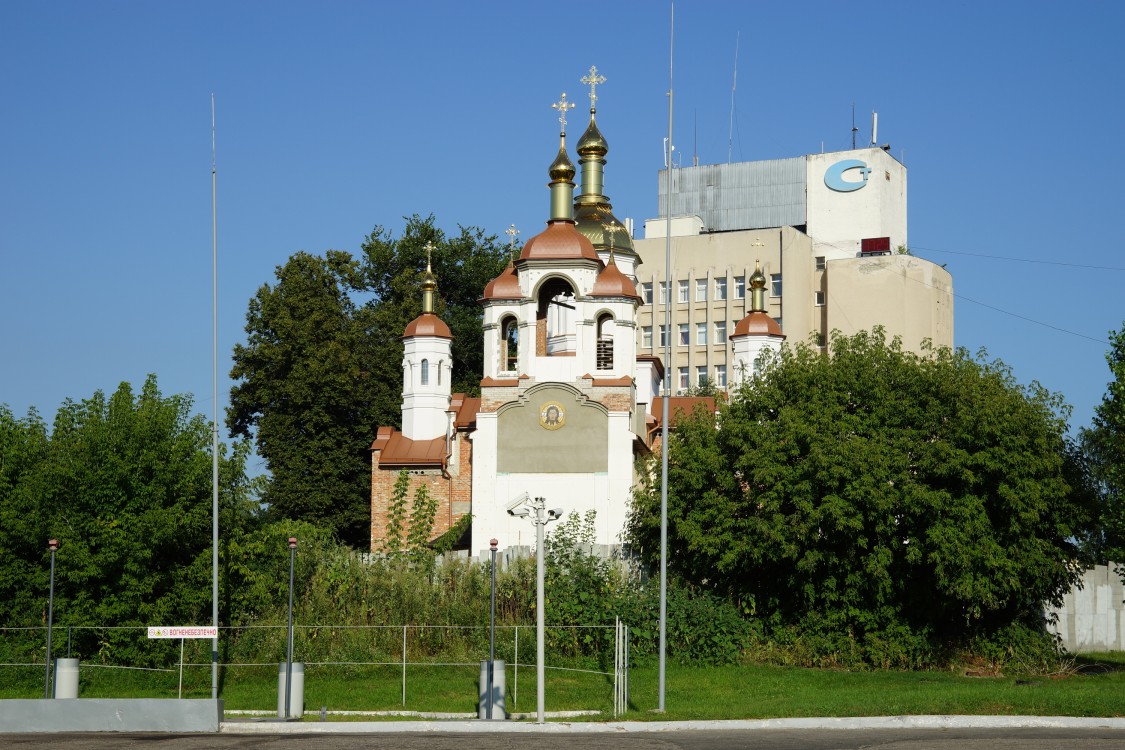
left=507, top=495, right=561, bottom=724
left=488, top=537, right=498, bottom=720
left=284, top=536, right=297, bottom=719
left=44, top=539, right=58, bottom=699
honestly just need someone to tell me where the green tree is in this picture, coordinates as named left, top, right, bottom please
left=229, top=215, right=508, bottom=547
left=0, top=377, right=255, bottom=662
left=1083, top=323, right=1125, bottom=562
left=629, top=330, right=1093, bottom=665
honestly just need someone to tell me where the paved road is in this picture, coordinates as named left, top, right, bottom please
left=4, top=729, right=1125, bottom=749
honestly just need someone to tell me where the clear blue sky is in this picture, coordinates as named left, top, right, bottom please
left=3, top=1, right=1123, bottom=471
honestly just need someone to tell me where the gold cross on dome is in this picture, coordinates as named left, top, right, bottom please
left=602, top=221, right=622, bottom=262
left=505, top=224, right=520, bottom=261
left=424, top=241, right=434, bottom=270
left=552, top=92, right=575, bottom=133
left=581, top=66, right=606, bottom=109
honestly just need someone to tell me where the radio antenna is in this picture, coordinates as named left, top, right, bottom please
left=727, top=31, right=739, bottom=164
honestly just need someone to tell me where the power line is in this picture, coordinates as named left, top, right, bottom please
left=910, top=244, right=1125, bottom=272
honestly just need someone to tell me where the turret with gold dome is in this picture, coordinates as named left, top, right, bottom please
left=730, top=259, right=786, bottom=383
left=572, top=66, right=639, bottom=279
left=400, top=243, right=453, bottom=441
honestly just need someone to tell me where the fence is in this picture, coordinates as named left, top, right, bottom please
left=1045, top=562, right=1125, bottom=653
left=0, top=621, right=630, bottom=716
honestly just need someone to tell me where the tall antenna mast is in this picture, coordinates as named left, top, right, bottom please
left=659, top=0, right=674, bottom=716
left=210, top=94, right=220, bottom=702
left=851, top=102, right=858, bottom=150
left=727, top=31, right=739, bottom=164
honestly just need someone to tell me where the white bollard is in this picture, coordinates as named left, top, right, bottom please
left=277, top=662, right=305, bottom=718
left=54, top=658, right=79, bottom=699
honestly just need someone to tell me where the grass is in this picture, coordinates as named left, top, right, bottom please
left=4, top=655, right=1125, bottom=720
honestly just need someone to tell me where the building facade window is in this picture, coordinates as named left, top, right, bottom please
left=815, top=256, right=826, bottom=271
left=659, top=325, right=669, bottom=347
left=678, top=280, right=689, bottom=303
left=734, top=276, right=745, bottom=299
left=714, top=320, right=727, bottom=344
left=815, top=331, right=826, bottom=347
left=770, top=274, right=782, bottom=297
left=642, top=325, right=653, bottom=349
left=678, top=367, right=689, bottom=391
left=642, top=282, right=653, bottom=304
left=420, top=358, right=429, bottom=385
left=814, top=291, right=825, bottom=306
left=697, top=365, right=709, bottom=387
left=695, top=278, right=707, bottom=302
left=501, top=316, right=519, bottom=372
left=696, top=322, right=707, bottom=345
left=714, top=364, right=727, bottom=387
left=658, top=282, right=667, bottom=304
left=774, top=316, right=783, bottom=332
left=678, top=323, right=689, bottom=345
left=714, top=277, right=728, bottom=301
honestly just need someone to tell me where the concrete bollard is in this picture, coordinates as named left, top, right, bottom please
left=478, top=659, right=506, bottom=720
left=54, top=658, right=79, bottom=699
left=277, top=662, right=304, bottom=719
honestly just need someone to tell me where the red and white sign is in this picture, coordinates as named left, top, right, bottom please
left=147, top=626, right=218, bottom=639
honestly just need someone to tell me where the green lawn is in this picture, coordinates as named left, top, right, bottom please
left=4, top=656, right=1125, bottom=720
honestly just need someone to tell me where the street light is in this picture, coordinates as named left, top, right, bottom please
left=488, top=537, right=498, bottom=720
left=507, top=495, right=562, bottom=724
left=284, top=536, right=297, bottom=719
left=44, top=539, right=58, bottom=699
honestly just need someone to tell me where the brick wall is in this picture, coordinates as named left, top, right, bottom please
left=370, top=432, right=474, bottom=552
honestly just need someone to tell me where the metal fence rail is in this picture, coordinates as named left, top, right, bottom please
left=0, top=623, right=630, bottom=713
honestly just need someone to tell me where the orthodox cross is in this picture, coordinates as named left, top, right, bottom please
left=602, top=220, right=622, bottom=263
left=552, top=93, right=575, bottom=133
left=505, top=224, right=520, bottom=262
left=581, top=66, right=606, bottom=110
left=424, top=241, right=434, bottom=270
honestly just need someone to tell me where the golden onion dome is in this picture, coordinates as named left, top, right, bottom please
left=576, top=116, right=608, bottom=158
left=749, top=262, right=767, bottom=290
left=548, top=143, right=576, bottom=183
left=573, top=203, right=634, bottom=253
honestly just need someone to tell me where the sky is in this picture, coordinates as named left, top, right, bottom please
left=3, top=1, right=1123, bottom=471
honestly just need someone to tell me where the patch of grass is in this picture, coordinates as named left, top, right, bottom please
left=4, top=660, right=1125, bottom=720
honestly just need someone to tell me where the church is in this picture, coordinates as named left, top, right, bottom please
left=369, top=69, right=784, bottom=556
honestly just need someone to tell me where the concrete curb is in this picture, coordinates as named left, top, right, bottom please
left=220, top=715, right=1125, bottom=733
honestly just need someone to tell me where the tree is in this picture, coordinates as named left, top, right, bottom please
left=1083, top=323, right=1125, bottom=562
left=229, top=215, right=508, bottom=547
left=629, top=330, right=1093, bottom=665
left=0, top=376, right=254, bottom=662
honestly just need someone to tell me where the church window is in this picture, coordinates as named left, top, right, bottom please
left=537, top=277, right=577, bottom=356
left=420, top=359, right=429, bottom=385
left=596, top=313, right=614, bottom=370
left=501, top=316, right=519, bottom=372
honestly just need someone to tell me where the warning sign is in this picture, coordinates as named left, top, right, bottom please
left=147, top=626, right=218, bottom=639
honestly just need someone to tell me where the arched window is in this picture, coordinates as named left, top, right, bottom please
left=596, top=313, right=614, bottom=370
left=501, top=316, right=519, bottom=373
left=536, top=277, right=576, bottom=356
left=420, top=358, right=429, bottom=386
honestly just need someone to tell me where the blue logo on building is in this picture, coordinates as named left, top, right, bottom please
left=824, top=159, right=871, bottom=192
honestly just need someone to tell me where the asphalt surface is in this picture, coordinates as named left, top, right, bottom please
left=3, top=727, right=1125, bottom=749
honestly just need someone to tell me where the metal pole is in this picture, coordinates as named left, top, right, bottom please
left=44, top=539, right=58, bottom=699
left=285, top=536, right=296, bottom=719
left=488, top=538, right=498, bottom=720
left=211, top=93, right=220, bottom=703
left=535, top=497, right=546, bottom=725
left=659, top=1, right=675, bottom=714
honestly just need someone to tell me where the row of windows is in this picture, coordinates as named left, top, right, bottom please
left=640, top=274, right=785, bottom=305
left=676, top=364, right=728, bottom=389
left=641, top=318, right=789, bottom=348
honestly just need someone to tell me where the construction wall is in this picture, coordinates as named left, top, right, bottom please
left=1046, top=563, right=1125, bottom=652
